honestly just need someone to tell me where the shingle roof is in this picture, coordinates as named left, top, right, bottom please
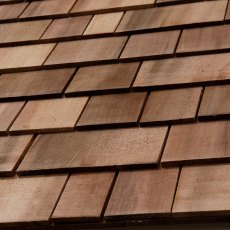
left=0, top=0, right=229, bottom=229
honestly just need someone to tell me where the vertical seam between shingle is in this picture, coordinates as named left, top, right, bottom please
left=195, top=86, right=205, bottom=120
left=62, top=68, right=79, bottom=96
left=158, top=125, right=171, bottom=164
left=68, top=0, right=79, bottom=14
left=13, top=134, right=37, bottom=173
left=224, top=0, right=230, bottom=20
left=100, top=170, right=119, bottom=218
left=74, top=96, right=91, bottom=128
left=42, top=42, right=58, bottom=65
left=137, top=91, right=150, bottom=124
left=114, top=11, right=126, bottom=33
left=48, top=174, right=71, bottom=223
left=39, top=19, right=54, bottom=40
left=174, top=29, right=183, bottom=56
left=117, top=35, right=131, bottom=60
left=170, top=166, right=182, bottom=214
left=17, top=2, right=30, bottom=19
left=7, top=100, right=27, bottom=133
left=81, top=14, right=94, bottom=36
left=130, top=61, right=142, bottom=91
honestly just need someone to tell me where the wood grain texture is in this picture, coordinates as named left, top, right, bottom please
left=0, top=101, right=25, bottom=134
left=0, top=3, right=28, bottom=20
left=18, top=127, right=168, bottom=174
left=0, top=44, right=55, bottom=71
left=10, top=98, right=88, bottom=134
left=0, top=135, right=33, bottom=176
left=20, top=0, right=76, bottom=18
left=0, top=20, right=51, bottom=44
left=0, top=68, right=75, bottom=99
left=173, top=164, right=230, bottom=217
left=105, top=168, right=179, bottom=219
left=76, top=92, right=146, bottom=129
left=133, top=53, right=230, bottom=89
left=71, top=0, right=155, bottom=14
left=177, top=25, right=230, bottom=55
left=120, top=31, right=180, bottom=61
left=84, top=12, right=123, bottom=35
left=198, top=85, right=230, bottom=119
left=65, top=63, right=139, bottom=95
left=52, top=172, right=114, bottom=222
left=45, top=37, right=127, bottom=66
left=117, top=0, right=227, bottom=32
left=42, top=16, right=92, bottom=40
left=0, top=175, right=67, bottom=226
left=140, top=88, right=201, bottom=125
left=162, top=121, right=230, bottom=166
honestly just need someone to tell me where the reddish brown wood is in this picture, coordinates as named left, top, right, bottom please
left=120, top=31, right=180, bottom=61
left=18, top=127, right=167, bottom=174
left=177, top=25, right=230, bottom=54
left=0, top=135, right=33, bottom=176
left=71, top=0, right=155, bottom=15
left=133, top=53, right=230, bottom=89
left=199, top=85, right=230, bottom=119
left=0, top=175, right=67, bottom=226
left=105, top=168, right=179, bottom=219
left=20, top=0, right=75, bottom=18
left=162, top=121, right=230, bottom=166
left=0, top=68, right=75, bottom=99
left=45, top=37, right=127, bottom=66
left=52, top=172, right=114, bottom=222
left=65, top=63, right=139, bottom=95
left=173, top=164, right=230, bottom=217
left=10, top=98, right=88, bottom=134
left=0, top=101, right=25, bottom=134
left=42, top=16, right=92, bottom=40
left=117, top=1, right=227, bottom=32
left=140, top=88, right=201, bottom=125
left=76, top=92, right=146, bottom=129
left=0, top=44, right=55, bottom=71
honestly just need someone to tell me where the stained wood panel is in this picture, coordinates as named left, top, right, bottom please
left=42, top=16, right=92, bottom=40
left=173, top=164, right=230, bottom=217
left=84, top=12, right=123, bottom=36
left=0, top=20, right=51, bottom=44
left=0, top=68, right=75, bottom=99
left=10, top=98, right=88, bottom=134
left=198, top=85, right=230, bottom=119
left=162, top=121, right=230, bottom=166
left=133, top=53, right=230, bottom=89
left=177, top=25, right=230, bottom=55
left=65, top=63, right=139, bottom=95
left=0, top=135, right=33, bottom=176
left=45, top=37, right=127, bottom=66
left=0, top=101, right=25, bottom=134
left=140, top=88, right=201, bottom=125
left=105, top=168, right=179, bottom=219
left=117, top=1, right=227, bottom=32
left=0, top=44, right=55, bottom=71
left=52, top=172, right=114, bottom=222
left=76, top=92, right=146, bottom=129
left=0, top=3, right=28, bottom=20
left=71, top=0, right=155, bottom=15
left=18, top=127, right=168, bottom=174
left=20, top=0, right=76, bottom=18
left=0, top=175, right=67, bottom=225
left=120, top=31, right=180, bottom=61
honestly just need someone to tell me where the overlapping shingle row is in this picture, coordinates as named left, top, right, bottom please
left=0, top=0, right=230, bottom=229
